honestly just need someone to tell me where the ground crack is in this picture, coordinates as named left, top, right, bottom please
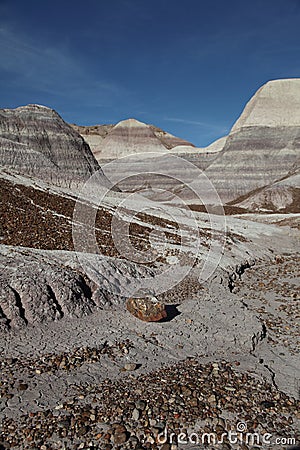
left=263, top=363, right=278, bottom=389
left=8, top=285, right=28, bottom=325
left=250, top=323, right=279, bottom=389
left=46, top=285, right=64, bottom=318
left=227, top=259, right=255, bottom=293
left=250, top=322, right=267, bottom=354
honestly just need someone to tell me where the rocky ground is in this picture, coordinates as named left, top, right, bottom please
left=0, top=170, right=299, bottom=450
left=1, top=359, right=299, bottom=450
left=0, top=177, right=180, bottom=258
left=0, top=254, right=299, bottom=449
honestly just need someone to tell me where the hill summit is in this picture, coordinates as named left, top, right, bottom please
left=71, top=118, right=196, bottom=160
left=0, top=104, right=101, bottom=187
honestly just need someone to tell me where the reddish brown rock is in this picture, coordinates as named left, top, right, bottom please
left=111, top=424, right=128, bottom=445
left=126, top=296, right=167, bottom=322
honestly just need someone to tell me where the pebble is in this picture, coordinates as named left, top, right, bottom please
left=225, top=386, right=236, bottom=392
left=136, top=400, right=146, bottom=410
left=132, top=408, right=140, bottom=420
left=112, top=423, right=128, bottom=444
left=207, top=394, right=216, bottom=403
left=123, top=363, right=138, bottom=371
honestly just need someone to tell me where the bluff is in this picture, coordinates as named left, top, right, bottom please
left=71, top=118, right=196, bottom=161
left=204, top=79, right=300, bottom=203
left=0, top=104, right=101, bottom=188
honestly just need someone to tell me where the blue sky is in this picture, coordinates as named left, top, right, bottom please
left=0, top=0, right=300, bottom=146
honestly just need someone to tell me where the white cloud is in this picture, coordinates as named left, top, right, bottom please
left=164, top=116, right=228, bottom=133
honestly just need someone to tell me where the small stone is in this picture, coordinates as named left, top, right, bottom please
left=126, top=296, right=167, bottom=322
left=77, top=426, right=88, bottom=436
left=123, top=363, right=138, bottom=371
left=132, top=408, right=140, bottom=420
left=58, top=418, right=71, bottom=428
left=181, top=387, right=192, bottom=396
left=190, top=398, right=198, bottom=407
left=128, top=435, right=139, bottom=444
left=112, top=424, right=128, bottom=445
left=146, top=435, right=155, bottom=444
left=55, top=404, right=64, bottom=410
left=18, top=383, right=28, bottom=391
left=207, top=394, right=216, bottom=404
left=260, top=400, right=275, bottom=408
left=136, top=400, right=146, bottom=410
left=103, top=433, right=111, bottom=441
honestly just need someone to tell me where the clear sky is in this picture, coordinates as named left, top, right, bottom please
left=0, top=0, right=300, bottom=146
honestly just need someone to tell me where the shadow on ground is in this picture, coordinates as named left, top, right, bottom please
left=160, top=304, right=181, bottom=322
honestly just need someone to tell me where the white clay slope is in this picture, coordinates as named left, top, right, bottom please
left=88, top=118, right=167, bottom=159
left=231, top=78, right=300, bottom=131
left=204, top=79, right=300, bottom=203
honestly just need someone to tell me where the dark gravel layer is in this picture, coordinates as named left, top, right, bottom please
left=0, top=359, right=299, bottom=449
left=0, top=178, right=180, bottom=257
